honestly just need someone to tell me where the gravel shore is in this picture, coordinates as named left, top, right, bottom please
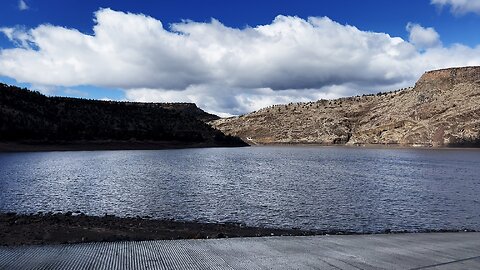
left=0, top=212, right=315, bottom=246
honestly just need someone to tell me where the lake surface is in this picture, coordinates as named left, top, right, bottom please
left=1, top=146, right=479, bottom=233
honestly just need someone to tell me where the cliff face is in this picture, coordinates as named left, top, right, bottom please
left=211, top=67, right=480, bottom=147
left=0, top=84, right=246, bottom=147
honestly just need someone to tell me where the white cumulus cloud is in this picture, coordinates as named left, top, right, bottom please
left=406, top=23, right=441, bottom=50
left=1, top=9, right=480, bottom=115
left=431, top=0, right=480, bottom=15
left=18, top=0, right=29, bottom=11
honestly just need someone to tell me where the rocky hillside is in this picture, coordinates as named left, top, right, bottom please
left=157, top=103, right=220, bottom=122
left=0, top=84, right=246, bottom=148
left=211, top=67, right=480, bottom=147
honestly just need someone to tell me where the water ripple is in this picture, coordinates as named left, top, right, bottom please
left=0, top=147, right=479, bottom=232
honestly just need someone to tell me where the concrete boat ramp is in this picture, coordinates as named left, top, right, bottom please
left=0, top=232, right=479, bottom=269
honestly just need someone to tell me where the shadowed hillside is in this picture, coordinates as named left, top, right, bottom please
left=0, top=84, right=246, bottom=150
left=212, top=67, right=480, bottom=147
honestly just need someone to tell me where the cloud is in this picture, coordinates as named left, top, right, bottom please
left=431, top=0, right=480, bottom=15
left=18, top=0, right=29, bottom=11
left=1, top=9, right=480, bottom=115
left=0, top=27, right=31, bottom=48
left=63, top=88, right=89, bottom=97
left=124, top=85, right=344, bottom=117
left=406, top=23, right=441, bottom=50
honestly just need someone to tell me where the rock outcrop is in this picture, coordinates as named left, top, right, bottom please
left=211, top=67, right=480, bottom=147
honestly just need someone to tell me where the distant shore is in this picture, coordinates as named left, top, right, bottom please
left=245, top=143, right=480, bottom=150
left=0, top=140, right=248, bottom=153
left=2, top=141, right=479, bottom=153
left=0, top=213, right=475, bottom=246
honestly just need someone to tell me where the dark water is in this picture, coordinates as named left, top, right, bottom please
left=1, top=147, right=479, bottom=232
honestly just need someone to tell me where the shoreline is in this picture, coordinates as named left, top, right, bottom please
left=0, top=212, right=314, bottom=246
left=0, top=141, right=248, bottom=153
left=0, top=213, right=476, bottom=246
left=247, top=143, right=480, bottom=150
left=1, top=141, right=479, bottom=153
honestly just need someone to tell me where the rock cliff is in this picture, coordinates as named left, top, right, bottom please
left=211, top=67, right=480, bottom=147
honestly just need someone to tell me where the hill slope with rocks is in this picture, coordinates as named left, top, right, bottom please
left=0, top=84, right=246, bottom=150
left=211, top=67, right=480, bottom=147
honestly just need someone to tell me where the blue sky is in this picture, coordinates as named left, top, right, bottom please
left=1, top=0, right=480, bottom=115
left=2, top=1, right=480, bottom=47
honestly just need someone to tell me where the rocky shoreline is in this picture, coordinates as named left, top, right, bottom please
left=0, top=140, right=248, bottom=153
left=0, top=213, right=315, bottom=246
left=245, top=142, right=480, bottom=149
left=0, top=213, right=475, bottom=246
left=2, top=141, right=478, bottom=153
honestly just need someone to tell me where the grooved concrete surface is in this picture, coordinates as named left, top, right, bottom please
left=1, top=233, right=479, bottom=269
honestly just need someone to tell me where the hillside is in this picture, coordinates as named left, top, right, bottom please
left=0, top=84, right=246, bottom=150
left=211, top=67, right=480, bottom=147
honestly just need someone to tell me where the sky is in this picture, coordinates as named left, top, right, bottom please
left=1, top=0, right=480, bottom=116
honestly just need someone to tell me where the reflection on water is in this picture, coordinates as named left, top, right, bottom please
left=0, top=146, right=479, bottom=232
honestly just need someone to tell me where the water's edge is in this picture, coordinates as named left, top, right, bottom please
left=1, top=212, right=477, bottom=246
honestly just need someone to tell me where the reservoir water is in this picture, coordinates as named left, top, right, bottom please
left=0, top=146, right=479, bottom=233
